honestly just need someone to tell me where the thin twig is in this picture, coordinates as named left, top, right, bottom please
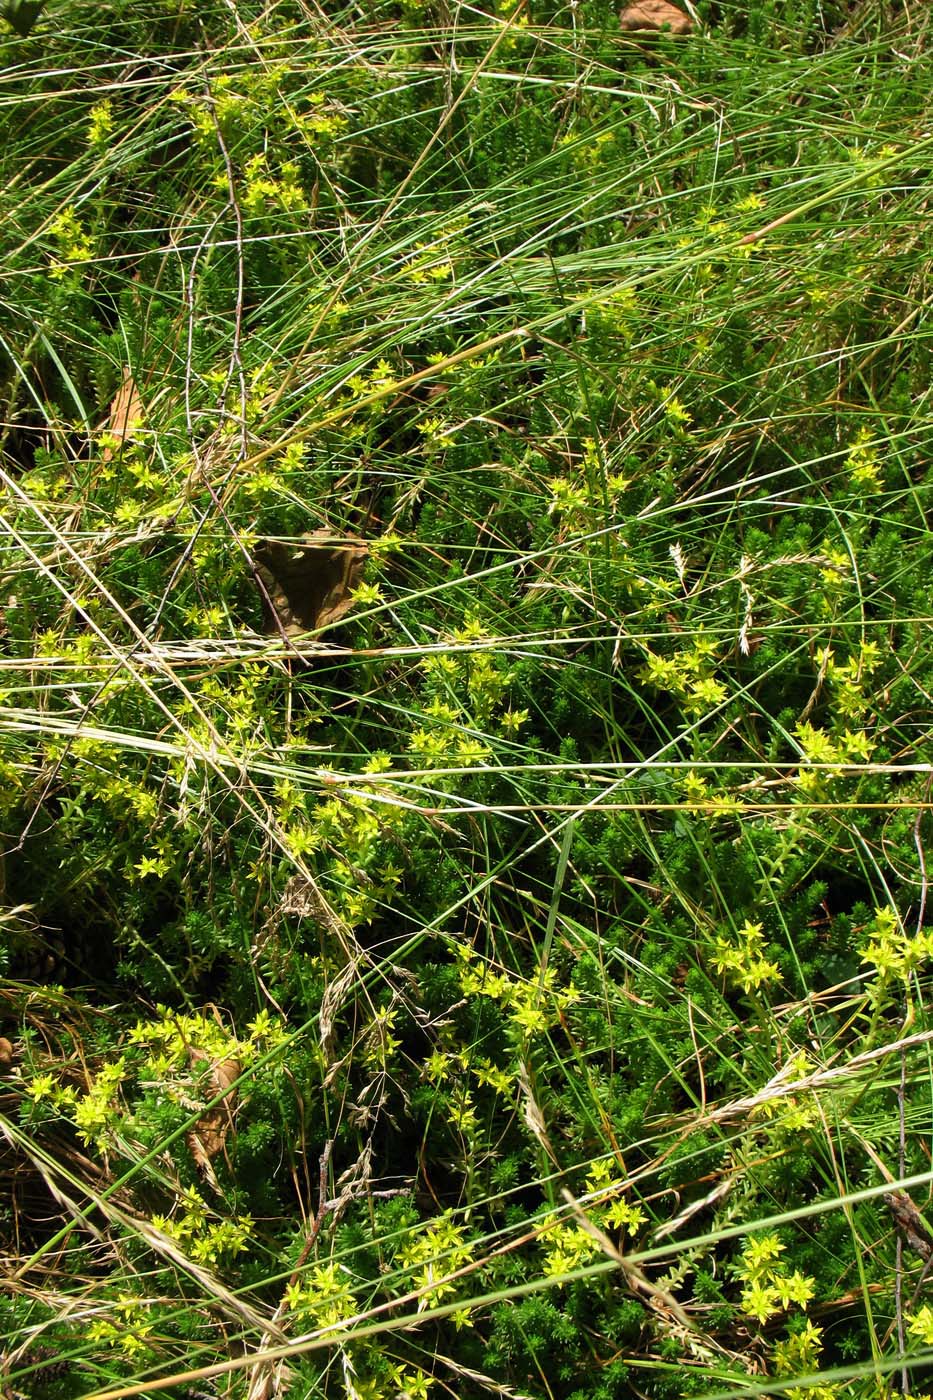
left=896, top=1053, right=908, bottom=1391
left=245, top=1140, right=334, bottom=1400
left=899, top=775, right=933, bottom=1387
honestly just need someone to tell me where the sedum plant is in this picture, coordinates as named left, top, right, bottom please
left=0, top=0, right=932, bottom=1397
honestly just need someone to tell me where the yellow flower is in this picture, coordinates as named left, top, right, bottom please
left=26, top=1073, right=56, bottom=1102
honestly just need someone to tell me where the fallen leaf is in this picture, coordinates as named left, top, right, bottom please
left=187, top=1054, right=241, bottom=1174
left=885, top=1190, right=933, bottom=1262
left=101, top=368, right=145, bottom=462
left=619, top=0, right=693, bottom=33
left=255, top=533, right=367, bottom=636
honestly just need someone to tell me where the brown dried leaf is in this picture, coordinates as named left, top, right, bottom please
left=885, top=1190, right=933, bottom=1262
left=619, top=0, right=693, bottom=32
left=101, top=368, right=145, bottom=462
left=187, top=1056, right=241, bottom=1173
left=255, top=533, right=368, bottom=636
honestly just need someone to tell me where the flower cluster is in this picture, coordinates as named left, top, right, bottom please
left=710, top=919, right=780, bottom=995
left=734, top=1234, right=815, bottom=1323
left=639, top=632, right=729, bottom=718
left=47, top=206, right=94, bottom=279
left=860, top=906, right=933, bottom=983
left=456, top=943, right=578, bottom=1042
